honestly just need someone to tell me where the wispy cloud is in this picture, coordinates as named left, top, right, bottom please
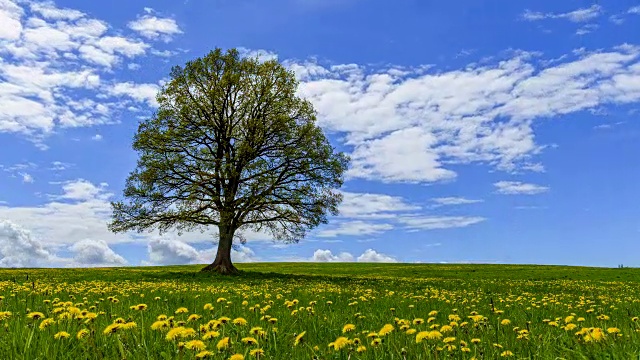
left=494, top=181, right=549, bottom=195
left=522, top=5, right=602, bottom=23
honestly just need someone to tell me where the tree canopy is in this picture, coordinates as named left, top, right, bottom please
left=108, top=48, right=349, bottom=274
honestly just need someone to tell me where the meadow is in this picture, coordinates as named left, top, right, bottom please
left=0, top=263, right=638, bottom=359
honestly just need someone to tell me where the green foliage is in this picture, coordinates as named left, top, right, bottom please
left=109, top=48, right=349, bottom=246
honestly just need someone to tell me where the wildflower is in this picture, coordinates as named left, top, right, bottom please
left=584, top=328, right=605, bottom=342
left=501, top=350, right=514, bottom=357
left=166, top=327, right=185, bottom=341
left=565, top=316, right=574, bottom=323
left=195, top=351, right=214, bottom=358
left=103, top=323, right=121, bottom=335
left=185, top=340, right=206, bottom=350
left=500, top=319, right=511, bottom=326
left=440, top=325, right=453, bottom=333
left=564, top=324, right=578, bottom=331
left=121, top=322, right=137, bottom=330
left=27, top=312, right=45, bottom=320
left=249, top=348, right=264, bottom=357
left=429, top=310, right=438, bottom=317
left=294, top=331, right=306, bottom=346
left=217, top=337, right=230, bottom=350
left=379, top=324, right=394, bottom=336
left=76, top=329, right=90, bottom=339
left=54, top=331, right=70, bottom=339
left=406, top=329, right=417, bottom=335
left=151, top=320, right=170, bottom=331
left=219, top=316, right=231, bottom=324
left=202, top=331, right=220, bottom=340
left=131, top=304, right=147, bottom=311
left=188, top=314, right=202, bottom=322
left=413, top=318, right=424, bottom=325
left=39, top=318, right=55, bottom=330
left=242, top=337, right=258, bottom=345
left=232, top=317, right=247, bottom=326
left=471, top=338, right=481, bottom=344
left=329, top=336, right=350, bottom=350
left=342, top=324, right=356, bottom=333
left=443, top=337, right=456, bottom=343
left=175, top=307, right=189, bottom=314
left=229, top=355, right=244, bottom=360
left=268, top=318, right=277, bottom=324
left=203, top=303, right=213, bottom=310
left=357, top=345, right=366, bottom=352
left=250, top=327, right=263, bottom=335
left=607, top=327, right=620, bottom=334
left=371, top=338, right=382, bottom=347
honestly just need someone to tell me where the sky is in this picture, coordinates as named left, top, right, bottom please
left=1, top=0, right=640, bottom=268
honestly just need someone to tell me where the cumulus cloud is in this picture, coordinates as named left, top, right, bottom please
left=0, top=0, right=172, bottom=144
left=0, top=220, right=53, bottom=267
left=356, top=249, right=397, bottom=263
left=494, top=181, right=549, bottom=195
left=396, top=215, right=486, bottom=230
left=128, top=12, right=182, bottom=41
left=69, top=239, right=127, bottom=266
left=147, top=238, right=259, bottom=265
left=294, top=44, right=640, bottom=184
left=310, top=248, right=397, bottom=262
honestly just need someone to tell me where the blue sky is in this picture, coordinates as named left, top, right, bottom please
left=1, top=0, right=640, bottom=268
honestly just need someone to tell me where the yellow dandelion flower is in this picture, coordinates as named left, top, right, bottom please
left=379, top=324, right=394, bottom=336
left=27, top=312, right=45, bottom=320
left=232, top=317, right=247, bottom=326
left=242, top=337, right=258, bottom=345
left=371, top=338, right=382, bottom=347
left=443, top=337, right=456, bottom=343
left=500, top=319, right=511, bottom=326
left=76, top=329, right=90, bottom=339
left=203, top=303, right=213, bottom=310
left=184, top=340, right=206, bottom=350
left=329, top=336, right=350, bottom=350
left=151, top=320, right=170, bottom=331
left=471, top=338, right=481, bottom=344
left=294, top=331, right=306, bottom=346
left=249, top=349, right=264, bottom=357
left=217, top=337, right=230, bottom=350
left=195, top=350, right=214, bottom=358
left=175, top=307, right=189, bottom=314
left=406, top=328, right=417, bottom=335
left=229, top=355, right=244, bottom=360
left=501, top=350, right=514, bottom=357
left=342, top=324, right=356, bottom=333
left=607, top=327, right=620, bottom=334
left=103, top=323, right=121, bottom=335
left=39, top=318, right=55, bottom=330
left=357, top=345, right=366, bottom=352
left=202, top=331, right=220, bottom=340
left=54, top=331, right=70, bottom=339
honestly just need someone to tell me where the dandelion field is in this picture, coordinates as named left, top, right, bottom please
left=0, top=263, right=639, bottom=359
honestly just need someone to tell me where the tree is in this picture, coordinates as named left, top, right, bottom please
left=108, top=48, right=349, bottom=274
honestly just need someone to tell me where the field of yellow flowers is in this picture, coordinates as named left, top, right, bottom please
left=0, top=263, right=638, bottom=359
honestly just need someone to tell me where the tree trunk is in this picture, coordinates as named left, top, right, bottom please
left=201, top=224, right=238, bottom=275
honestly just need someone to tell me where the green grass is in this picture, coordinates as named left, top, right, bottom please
left=0, top=263, right=638, bottom=359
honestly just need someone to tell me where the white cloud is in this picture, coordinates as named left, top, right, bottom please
left=522, top=5, right=602, bottom=23
left=128, top=13, right=182, bottom=41
left=431, top=197, right=483, bottom=206
left=316, top=220, right=393, bottom=237
left=19, top=172, right=33, bottom=183
left=356, top=249, right=397, bottom=263
left=147, top=238, right=259, bottom=265
left=69, top=239, right=127, bottom=266
left=107, top=82, right=160, bottom=107
left=396, top=215, right=486, bottom=230
left=0, top=219, right=54, bottom=267
left=294, top=45, right=640, bottom=183
left=338, top=191, right=420, bottom=218
left=494, top=180, right=549, bottom=195
left=0, top=0, right=174, bottom=144
left=238, top=47, right=278, bottom=62
left=310, top=249, right=354, bottom=262
left=91, top=134, right=102, bottom=141
left=310, top=248, right=396, bottom=262
left=629, top=6, right=640, bottom=15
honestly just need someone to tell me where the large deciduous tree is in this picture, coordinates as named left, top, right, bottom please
left=108, top=48, right=349, bottom=274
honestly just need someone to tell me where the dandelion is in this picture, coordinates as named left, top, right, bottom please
left=371, top=338, right=382, bottom=347
left=607, top=327, right=620, bottom=334
left=343, top=324, right=356, bottom=333
left=443, top=337, right=456, bottom=343
left=185, top=340, right=207, bottom=350
left=131, top=304, right=147, bottom=311
left=27, top=312, right=45, bottom=320
left=217, top=337, right=230, bottom=350
left=357, top=345, right=366, bottom=352
left=202, top=331, right=220, bottom=340
left=103, top=323, right=121, bottom=335
left=151, top=320, right=170, bottom=331
left=229, top=355, right=244, bottom=360
left=175, top=307, right=188, bottom=314
left=203, top=303, right=213, bottom=310
left=196, top=351, right=214, bottom=358
left=379, top=324, right=394, bottom=336
left=233, top=317, right=247, bottom=326
left=249, top=348, right=264, bottom=357
left=500, top=319, right=511, bottom=326
left=440, top=325, right=453, bottom=333
left=188, top=314, right=202, bottom=322
left=39, top=318, right=55, bottom=330
left=242, top=337, right=258, bottom=345
left=54, top=331, right=70, bottom=339
left=76, top=329, right=90, bottom=339
left=294, top=331, right=306, bottom=346
left=329, top=336, right=350, bottom=350
left=471, top=338, right=481, bottom=344
left=501, top=350, right=514, bottom=357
